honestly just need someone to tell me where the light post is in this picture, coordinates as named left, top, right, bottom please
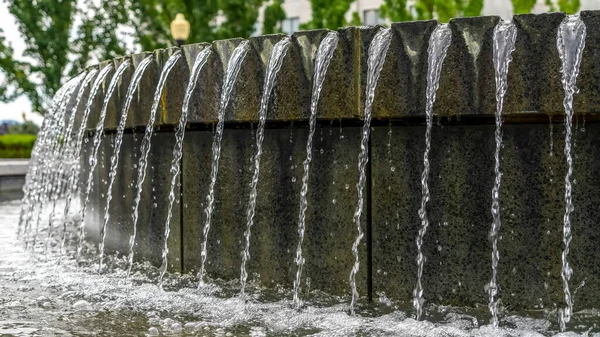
left=170, top=13, right=190, bottom=47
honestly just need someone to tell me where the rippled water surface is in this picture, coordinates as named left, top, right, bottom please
left=1, top=195, right=599, bottom=336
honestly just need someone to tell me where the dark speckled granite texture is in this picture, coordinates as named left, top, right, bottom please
left=77, top=12, right=600, bottom=309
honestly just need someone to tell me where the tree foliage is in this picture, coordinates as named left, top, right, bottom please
left=380, top=0, right=483, bottom=23
left=511, top=0, right=537, bottom=14
left=263, top=0, right=286, bottom=34
left=0, top=0, right=76, bottom=114
left=0, top=0, right=269, bottom=115
left=545, top=0, right=581, bottom=13
left=110, top=0, right=267, bottom=51
left=300, top=0, right=355, bottom=30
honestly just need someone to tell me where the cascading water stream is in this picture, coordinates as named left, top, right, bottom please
left=240, top=38, right=290, bottom=297
left=157, top=48, right=211, bottom=286
left=19, top=76, right=83, bottom=242
left=75, top=60, right=131, bottom=261
left=99, top=55, right=153, bottom=273
left=127, top=51, right=183, bottom=277
left=556, top=15, right=586, bottom=332
left=349, top=28, right=392, bottom=316
left=413, top=24, right=451, bottom=321
left=487, top=19, right=517, bottom=327
left=37, top=70, right=99, bottom=253
left=293, top=32, right=338, bottom=308
left=198, top=41, right=249, bottom=287
left=56, top=65, right=114, bottom=261
left=24, top=73, right=91, bottom=247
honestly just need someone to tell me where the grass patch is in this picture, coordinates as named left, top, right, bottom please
left=0, top=134, right=37, bottom=158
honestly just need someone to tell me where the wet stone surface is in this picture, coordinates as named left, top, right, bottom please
left=84, top=131, right=181, bottom=270
left=182, top=125, right=367, bottom=296
left=372, top=122, right=600, bottom=310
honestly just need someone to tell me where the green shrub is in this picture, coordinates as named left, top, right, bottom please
left=0, top=134, right=37, bottom=158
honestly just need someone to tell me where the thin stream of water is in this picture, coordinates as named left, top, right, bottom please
left=76, top=61, right=131, bottom=261
left=556, top=14, right=586, bottom=332
left=293, top=32, right=338, bottom=308
left=198, top=41, right=250, bottom=286
left=39, top=70, right=99, bottom=254
left=99, top=56, right=154, bottom=273
left=350, top=28, right=392, bottom=316
left=56, top=65, right=114, bottom=262
left=488, top=19, right=517, bottom=327
left=414, top=24, right=451, bottom=321
left=25, top=72, right=94, bottom=248
left=240, top=38, right=291, bottom=297
left=127, top=51, right=183, bottom=278
left=19, top=76, right=81, bottom=241
left=158, top=48, right=211, bottom=285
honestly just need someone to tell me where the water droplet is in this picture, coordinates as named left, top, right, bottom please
left=345, top=184, right=349, bottom=190
left=291, top=177, right=296, bottom=182
left=320, top=149, right=324, bottom=154
left=390, top=166, right=396, bottom=172
left=332, top=199, right=336, bottom=204
left=153, top=203, right=158, bottom=208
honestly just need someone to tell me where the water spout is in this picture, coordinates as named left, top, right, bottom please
left=556, top=14, right=586, bottom=332
left=76, top=60, right=131, bottom=261
left=240, top=38, right=291, bottom=297
left=128, top=51, right=183, bottom=278
left=99, top=55, right=154, bottom=273
left=350, top=28, right=392, bottom=316
left=413, top=24, right=451, bottom=321
left=158, top=48, right=211, bottom=286
left=293, top=32, right=338, bottom=308
left=488, top=19, right=516, bottom=327
left=198, top=41, right=250, bottom=287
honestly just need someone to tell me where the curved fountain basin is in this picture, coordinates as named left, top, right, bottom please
left=76, top=11, right=600, bottom=311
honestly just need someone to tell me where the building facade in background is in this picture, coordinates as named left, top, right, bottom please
left=255, top=0, right=600, bottom=35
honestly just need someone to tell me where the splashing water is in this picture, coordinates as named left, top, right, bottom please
left=158, top=48, right=211, bottom=285
left=350, top=28, right=392, bottom=316
left=198, top=41, right=249, bottom=287
left=556, top=15, right=586, bottom=332
left=293, top=32, right=338, bottom=308
left=126, top=51, right=182, bottom=279
left=76, top=61, right=131, bottom=261
left=99, top=56, right=154, bottom=273
left=414, top=24, right=451, bottom=321
left=240, top=38, right=291, bottom=297
left=487, top=19, right=517, bottom=327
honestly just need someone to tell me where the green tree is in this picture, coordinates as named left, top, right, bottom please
left=380, top=0, right=413, bottom=22
left=111, top=0, right=267, bottom=51
left=263, top=0, right=286, bottom=34
left=0, top=0, right=126, bottom=115
left=349, top=11, right=363, bottom=26
left=545, top=0, right=581, bottom=13
left=300, top=0, right=355, bottom=30
left=380, top=0, right=483, bottom=23
left=512, top=0, right=537, bottom=14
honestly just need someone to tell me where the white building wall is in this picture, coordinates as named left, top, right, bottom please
left=255, top=0, right=600, bottom=35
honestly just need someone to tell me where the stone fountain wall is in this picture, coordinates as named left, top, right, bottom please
left=79, top=11, right=600, bottom=310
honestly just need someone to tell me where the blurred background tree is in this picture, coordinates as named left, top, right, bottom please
left=381, top=0, right=484, bottom=22
left=263, top=0, right=286, bottom=34
left=0, top=0, right=126, bottom=116
left=301, top=0, right=360, bottom=29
